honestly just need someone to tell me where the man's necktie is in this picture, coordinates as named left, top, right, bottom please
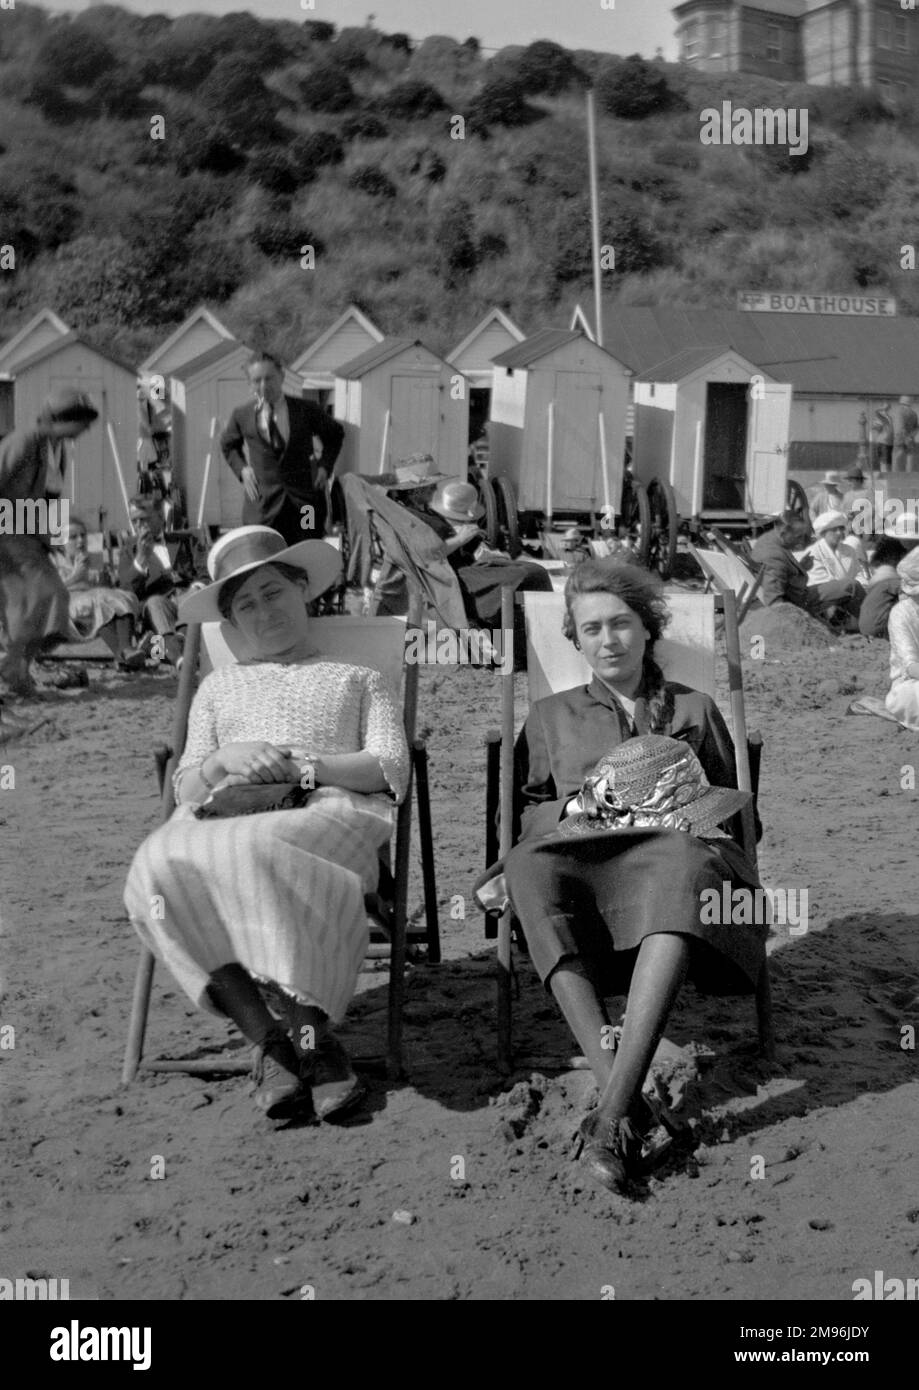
left=266, top=404, right=285, bottom=454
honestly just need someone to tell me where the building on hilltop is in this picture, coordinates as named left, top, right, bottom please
left=673, top=0, right=916, bottom=94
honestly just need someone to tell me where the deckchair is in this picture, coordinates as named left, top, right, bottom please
left=689, top=536, right=764, bottom=624
left=484, top=584, right=774, bottom=1072
left=122, top=593, right=439, bottom=1086
left=47, top=531, right=117, bottom=661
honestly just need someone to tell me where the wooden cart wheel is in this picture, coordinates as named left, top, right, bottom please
left=480, top=476, right=501, bottom=549
left=647, top=478, right=678, bottom=580
left=622, top=478, right=651, bottom=569
left=786, top=478, right=809, bottom=520
left=493, top=476, right=522, bottom=558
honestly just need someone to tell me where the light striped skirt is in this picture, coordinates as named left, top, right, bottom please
left=124, top=788, right=395, bottom=1023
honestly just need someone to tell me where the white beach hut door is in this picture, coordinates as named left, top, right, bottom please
left=390, top=375, right=439, bottom=463
left=746, top=383, right=791, bottom=516
left=51, top=375, right=105, bottom=519
left=553, top=372, right=603, bottom=505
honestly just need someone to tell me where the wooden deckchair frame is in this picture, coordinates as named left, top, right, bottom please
left=122, top=591, right=436, bottom=1086
left=484, top=584, right=774, bottom=1073
left=689, top=534, right=764, bottom=624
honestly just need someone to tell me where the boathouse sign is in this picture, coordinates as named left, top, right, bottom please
left=737, top=291, right=896, bottom=317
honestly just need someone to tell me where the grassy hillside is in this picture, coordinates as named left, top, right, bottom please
left=2, top=4, right=918, bottom=364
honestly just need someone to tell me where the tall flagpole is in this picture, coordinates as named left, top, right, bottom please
left=587, top=87, right=603, bottom=348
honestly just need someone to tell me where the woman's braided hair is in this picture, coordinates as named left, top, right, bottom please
left=562, top=558, right=674, bottom=733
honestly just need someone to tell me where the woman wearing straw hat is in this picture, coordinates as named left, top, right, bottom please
left=0, top=388, right=99, bottom=697
left=124, top=526, right=409, bottom=1123
left=885, top=548, right=919, bottom=728
left=481, top=559, right=765, bottom=1195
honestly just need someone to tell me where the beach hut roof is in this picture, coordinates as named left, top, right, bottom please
left=336, top=337, right=448, bottom=379
left=139, top=305, right=234, bottom=373
left=492, top=328, right=585, bottom=370
left=0, top=307, right=71, bottom=371
left=448, top=307, right=525, bottom=363
left=11, top=331, right=137, bottom=376
left=636, top=345, right=750, bottom=381
left=169, top=339, right=245, bottom=380
left=291, top=304, right=385, bottom=372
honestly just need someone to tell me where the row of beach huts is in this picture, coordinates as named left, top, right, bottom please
left=3, top=299, right=919, bottom=532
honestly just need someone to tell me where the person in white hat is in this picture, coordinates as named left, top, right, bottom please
left=124, top=526, right=410, bottom=1124
left=806, top=470, right=846, bottom=523
left=804, top=509, right=866, bottom=628
left=885, top=547, right=919, bottom=727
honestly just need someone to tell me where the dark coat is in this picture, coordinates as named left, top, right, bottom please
left=512, top=676, right=759, bottom=885
left=220, top=396, right=344, bottom=543
left=750, top=527, right=811, bottom=608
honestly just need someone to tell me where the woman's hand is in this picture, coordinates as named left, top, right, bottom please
left=207, top=742, right=297, bottom=785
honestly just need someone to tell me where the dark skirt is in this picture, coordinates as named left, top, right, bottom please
left=503, top=826, right=766, bottom=998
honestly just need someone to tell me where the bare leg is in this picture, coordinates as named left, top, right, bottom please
left=596, top=933, right=691, bottom=1125
left=97, top=615, right=135, bottom=658
left=548, top=960, right=615, bottom=1089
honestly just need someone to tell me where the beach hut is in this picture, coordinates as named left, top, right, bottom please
left=291, top=304, right=384, bottom=408
left=170, top=339, right=303, bottom=529
left=333, top=337, right=469, bottom=477
left=631, top=346, right=792, bottom=520
left=10, top=332, right=137, bottom=528
left=488, top=329, right=631, bottom=514
left=448, top=308, right=525, bottom=442
left=0, top=309, right=72, bottom=439
left=139, top=306, right=235, bottom=383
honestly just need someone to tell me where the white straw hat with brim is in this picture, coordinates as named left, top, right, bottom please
left=430, top=478, right=485, bottom=523
left=884, top=512, right=919, bottom=540
left=559, top=734, right=752, bottom=838
left=385, top=458, right=451, bottom=491
left=179, top=526, right=341, bottom=624
left=821, top=471, right=846, bottom=486
left=812, top=509, right=848, bottom=535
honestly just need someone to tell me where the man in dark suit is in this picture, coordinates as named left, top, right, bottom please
left=220, top=351, right=344, bottom=544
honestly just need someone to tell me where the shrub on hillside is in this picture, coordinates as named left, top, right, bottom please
left=340, top=112, right=389, bottom=141
left=170, top=118, right=245, bottom=176
left=386, top=34, right=413, bottom=55
left=200, top=56, right=283, bottom=146
left=297, top=61, right=356, bottom=113
left=31, top=23, right=115, bottom=88
left=596, top=55, right=672, bottom=119
left=435, top=199, right=478, bottom=286
left=466, top=76, right=541, bottom=131
left=331, top=26, right=380, bottom=70
left=302, top=21, right=335, bottom=44
left=251, top=218, right=325, bottom=262
left=291, top=130, right=345, bottom=171
left=249, top=147, right=305, bottom=196
left=347, top=164, right=397, bottom=198
left=379, top=80, right=447, bottom=119
left=515, top=40, right=584, bottom=95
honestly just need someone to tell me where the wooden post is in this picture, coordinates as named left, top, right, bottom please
left=195, top=417, right=218, bottom=530
left=497, top=585, right=516, bottom=1072
left=106, top=422, right=133, bottom=530
left=546, top=401, right=555, bottom=522
left=587, top=87, right=604, bottom=348
left=598, top=409, right=611, bottom=517
left=379, top=409, right=391, bottom=474
left=856, top=410, right=868, bottom=471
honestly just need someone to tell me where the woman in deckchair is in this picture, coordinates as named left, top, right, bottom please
left=125, top=527, right=409, bottom=1124
left=501, top=559, right=766, bottom=1194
